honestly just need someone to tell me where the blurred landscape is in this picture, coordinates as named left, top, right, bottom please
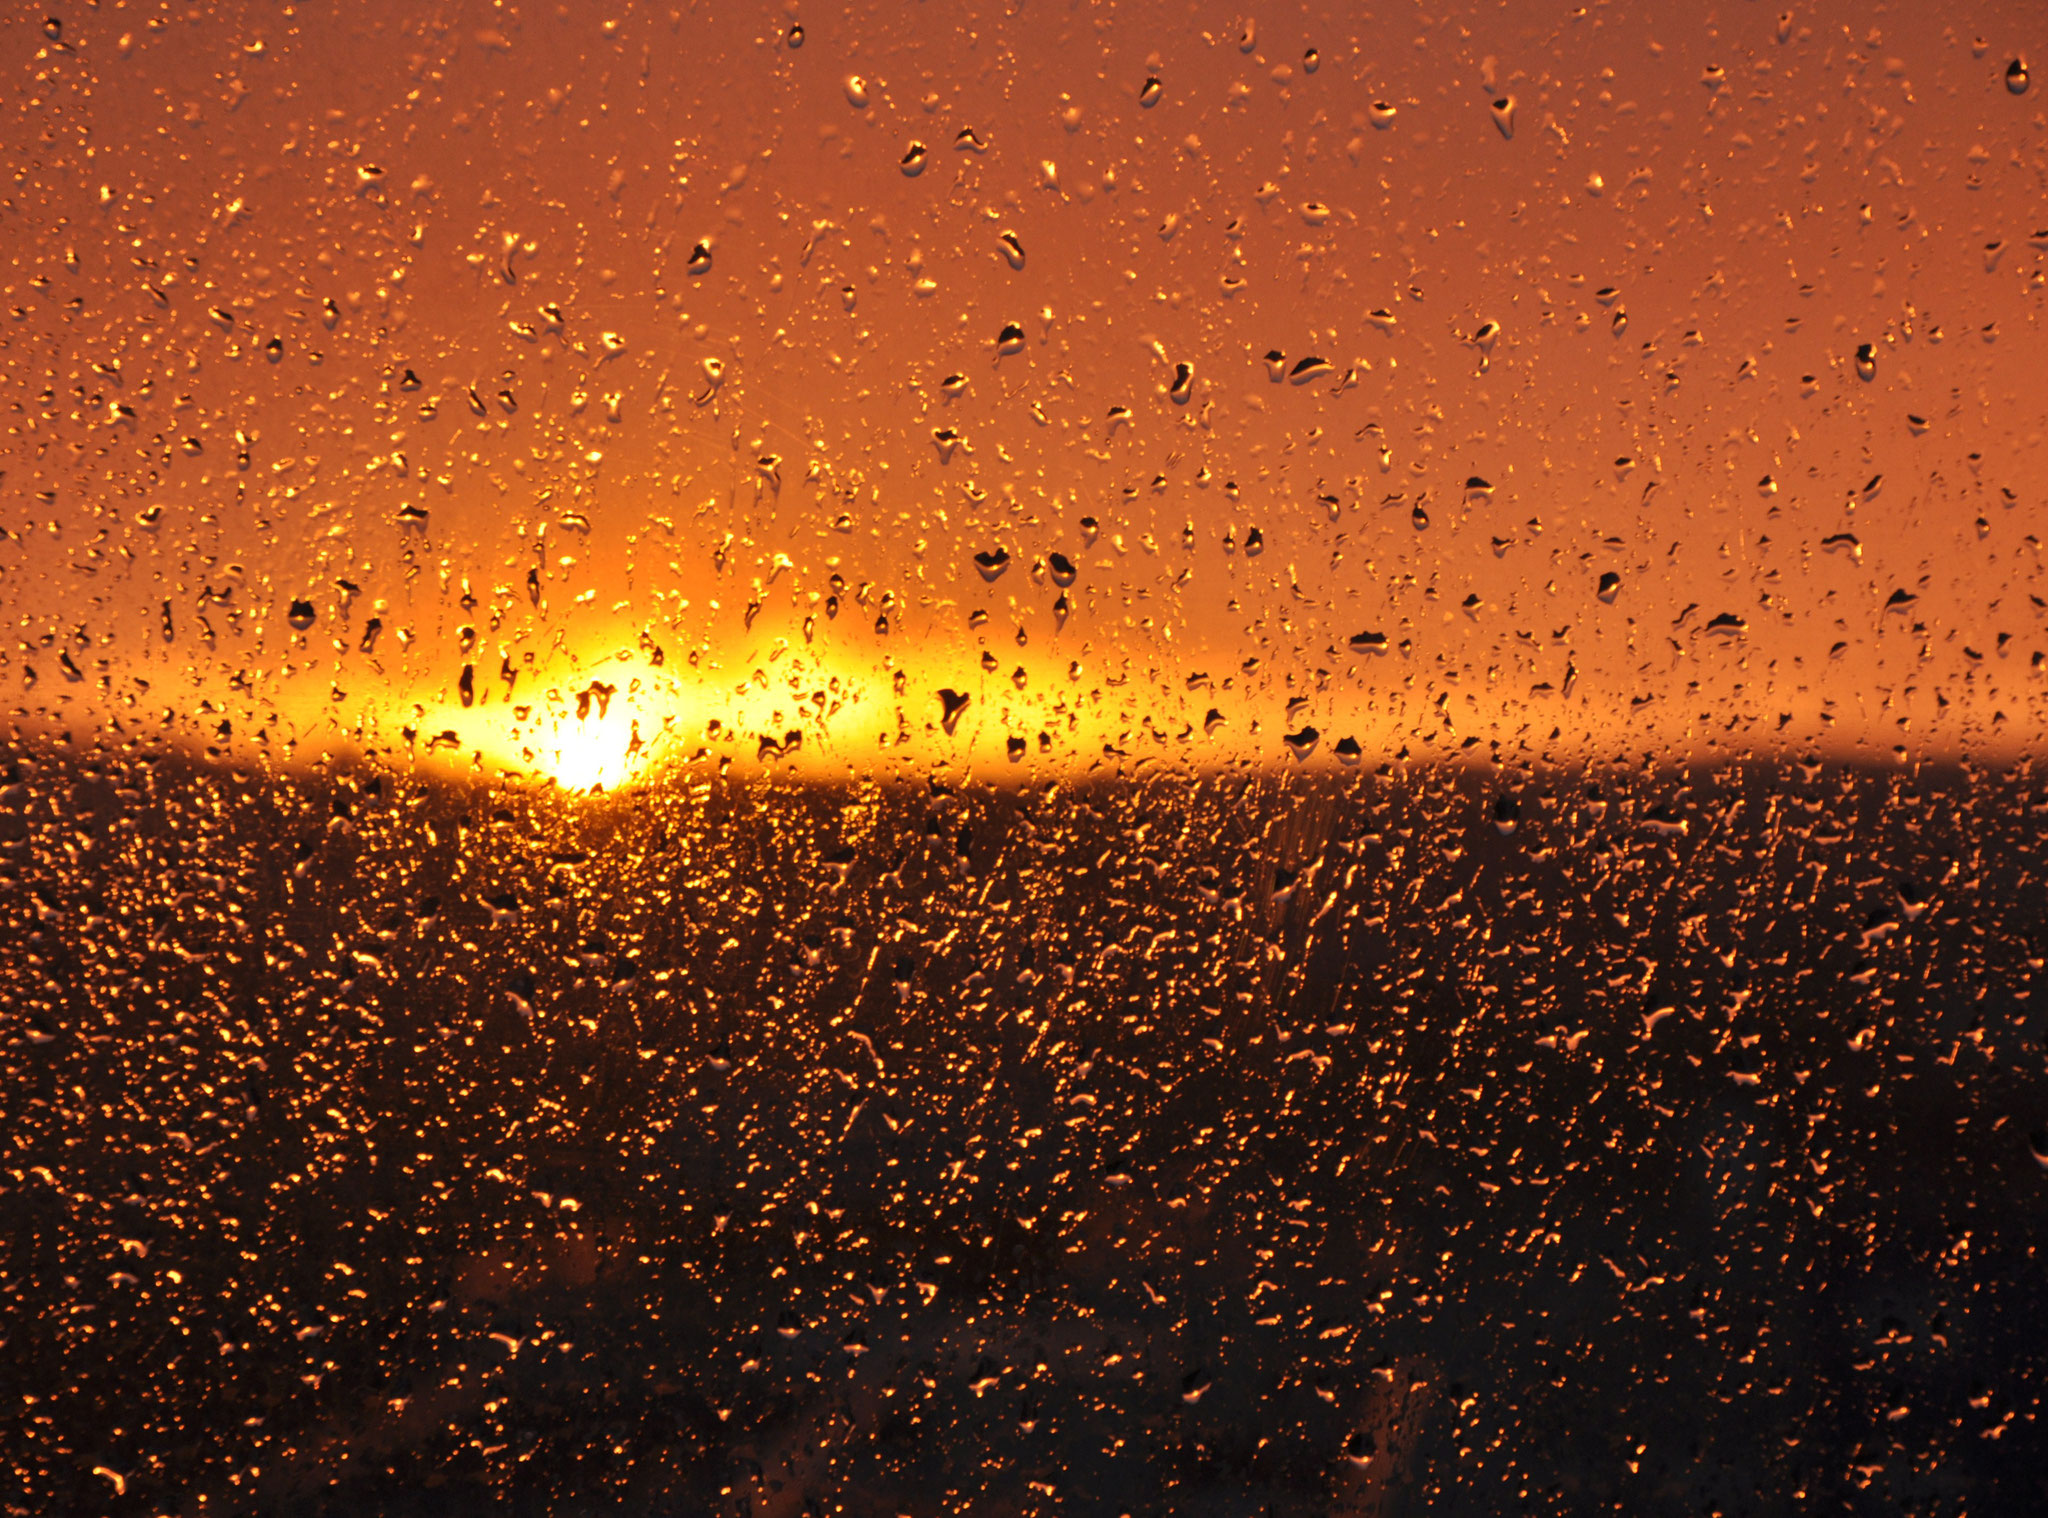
left=4, top=736, right=2045, bottom=1514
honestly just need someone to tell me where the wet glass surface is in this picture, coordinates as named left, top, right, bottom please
left=3, top=1, right=2046, bottom=1511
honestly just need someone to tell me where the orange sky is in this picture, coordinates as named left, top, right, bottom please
left=4, top=1, right=2045, bottom=785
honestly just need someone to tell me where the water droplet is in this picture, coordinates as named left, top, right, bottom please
left=938, top=690, right=970, bottom=735
left=687, top=240, right=713, bottom=275
left=996, top=322, right=1025, bottom=354
left=1702, top=63, right=1726, bottom=89
left=1855, top=342, right=1877, bottom=381
left=1169, top=362, right=1194, bottom=404
left=287, top=599, right=316, bottom=630
left=1244, top=527, right=1265, bottom=557
left=1237, top=20, right=1257, bottom=52
left=973, top=549, right=1010, bottom=582
left=786, top=21, right=804, bottom=47
left=1493, top=793, right=1521, bottom=834
left=1489, top=96, right=1516, bottom=138
left=1139, top=77, right=1163, bottom=108
left=1348, top=630, right=1388, bottom=655
left=1303, top=48, right=1321, bottom=74
left=1597, top=571, right=1621, bottom=604
left=843, top=74, right=869, bottom=108
left=1369, top=100, right=1398, bottom=128
left=954, top=127, right=988, bottom=152
left=2008, top=58, right=2030, bottom=95
left=1288, top=355, right=1331, bottom=384
left=901, top=142, right=927, bottom=176
left=1283, top=726, right=1320, bottom=761
left=1048, top=552, right=1078, bottom=587
left=998, top=231, right=1025, bottom=269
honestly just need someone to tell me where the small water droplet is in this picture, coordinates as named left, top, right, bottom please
left=1489, top=96, right=1516, bottom=138
left=901, top=142, right=927, bottom=175
left=1303, top=48, right=1320, bottom=74
left=687, top=240, right=713, bottom=275
left=1139, top=76, right=1163, bottom=108
left=997, top=231, right=1025, bottom=269
left=973, top=549, right=1010, bottom=582
left=1854, top=342, right=1877, bottom=381
left=1168, top=362, right=1194, bottom=404
left=1369, top=100, right=1398, bottom=127
left=996, top=321, right=1025, bottom=354
left=786, top=21, right=804, bottom=48
left=1597, top=571, right=1621, bottom=604
left=1048, top=552, right=1078, bottom=587
left=844, top=74, right=870, bottom=107
left=2008, top=58, right=2030, bottom=95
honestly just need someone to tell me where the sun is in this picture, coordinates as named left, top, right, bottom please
left=535, top=712, right=649, bottom=792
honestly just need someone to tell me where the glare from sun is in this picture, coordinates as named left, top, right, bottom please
left=534, top=714, right=647, bottom=793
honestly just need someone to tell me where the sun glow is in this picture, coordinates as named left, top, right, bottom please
left=394, top=648, right=901, bottom=793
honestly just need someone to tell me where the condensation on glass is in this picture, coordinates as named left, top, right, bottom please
left=2, top=3, right=2044, bottom=1512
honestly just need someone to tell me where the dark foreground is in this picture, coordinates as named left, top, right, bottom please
left=3, top=740, right=2045, bottom=1515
